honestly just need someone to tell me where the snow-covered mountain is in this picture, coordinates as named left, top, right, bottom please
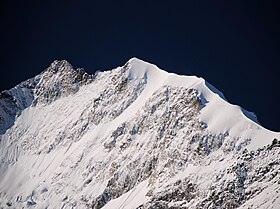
left=0, top=58, right=279, bottom=209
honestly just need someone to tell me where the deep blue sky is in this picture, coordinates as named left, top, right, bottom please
left=0, top=0, right=279, bottom=131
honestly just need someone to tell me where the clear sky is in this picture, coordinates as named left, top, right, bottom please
left=0, top=0, right=279, bottom=131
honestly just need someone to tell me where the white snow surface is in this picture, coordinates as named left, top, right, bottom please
left=102, top=180, right=149, bottom=209
left=0, top=57, right=279, bottom=208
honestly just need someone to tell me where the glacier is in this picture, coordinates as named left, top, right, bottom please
left=0, top=58, right=279, bottom=208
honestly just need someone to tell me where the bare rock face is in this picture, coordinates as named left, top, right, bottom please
left=33, top=60, right=93, bottom=105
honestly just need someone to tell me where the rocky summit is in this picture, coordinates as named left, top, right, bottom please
left=0, top=58, right=279, bottom=208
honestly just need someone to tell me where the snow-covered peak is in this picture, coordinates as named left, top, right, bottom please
left=115, top=58, right=275, bottom=141
left=127, top=58, right=279, bottom=148
left=0, top=58, right=279, bottom=208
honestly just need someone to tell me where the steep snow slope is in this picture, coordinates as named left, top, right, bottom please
left=0, top=58, right=279, bottom=209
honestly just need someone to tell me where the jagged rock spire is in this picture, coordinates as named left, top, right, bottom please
left=33, top=60, right=93, bottom=105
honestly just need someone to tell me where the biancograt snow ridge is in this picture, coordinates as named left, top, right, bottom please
left=0, top=57, right=279, bottom=208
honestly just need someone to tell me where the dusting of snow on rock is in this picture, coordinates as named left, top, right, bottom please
left=0, top=58, right=279, bottom=208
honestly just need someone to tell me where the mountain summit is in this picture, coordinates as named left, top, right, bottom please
left=0, top=58, right=279, bottom=208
